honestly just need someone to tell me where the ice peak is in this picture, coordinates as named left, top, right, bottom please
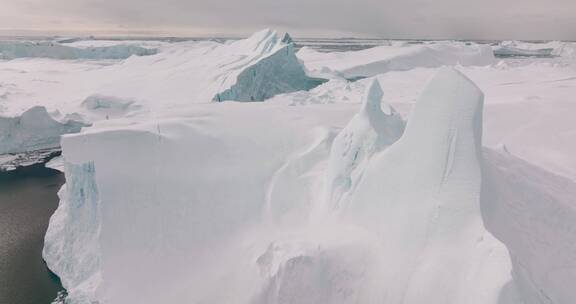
left=281, top=33, right=294, bottom=44
left=404, top=67, right=483, bottom=147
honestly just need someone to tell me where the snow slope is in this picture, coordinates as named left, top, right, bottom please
left=297, top=43, right=495, bottom=79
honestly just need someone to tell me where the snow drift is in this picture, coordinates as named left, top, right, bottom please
left=297, top=43, right=495, bottom=79
left=44, top=67, right=576, bottom=304
left=0, top=41, right=157, bottom=60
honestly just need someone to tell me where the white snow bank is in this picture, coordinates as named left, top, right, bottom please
left=0, top=41, right=158, bottom=60
left=482, top=149, right=576, bottom=304
left=297, top=43, right=495, bottom=79
left=0, top=106, right=84, bottom=154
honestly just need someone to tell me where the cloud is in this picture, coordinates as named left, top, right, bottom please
left=1, top=0, right=575, bottom=39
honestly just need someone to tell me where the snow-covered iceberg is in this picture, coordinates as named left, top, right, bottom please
left=297, top=43, right=495, bottom=79
left=47, top=67, right=576, bottom=304
left=0, top=106, right=84, bottom=154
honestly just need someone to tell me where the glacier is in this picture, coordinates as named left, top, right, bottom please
left=43, top=66, right=576, bottom=304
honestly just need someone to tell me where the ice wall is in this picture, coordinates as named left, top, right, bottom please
left=43, top=162, right=102, bottom=303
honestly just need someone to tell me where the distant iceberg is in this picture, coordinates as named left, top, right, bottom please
left=297, top=43, right=495, bottom=79
left=0, top=41, right=158, bottom=60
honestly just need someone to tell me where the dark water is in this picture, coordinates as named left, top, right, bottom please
left=0, top=164, right=65, bottom=304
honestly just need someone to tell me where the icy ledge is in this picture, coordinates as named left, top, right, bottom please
left=45, top=68, right=574, bottom=304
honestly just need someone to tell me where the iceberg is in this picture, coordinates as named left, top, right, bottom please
left=48, top=67, right=576, bottom=304
left=0, top=41, right=158, bottom=60
left=493, top=41, right=555, bottom=58
left=297, top=43, right=495, bottom=79
left=0, top=106, right=84, bottom=154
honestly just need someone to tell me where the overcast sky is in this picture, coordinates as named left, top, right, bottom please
left=1, top=0, right=575, bottom=39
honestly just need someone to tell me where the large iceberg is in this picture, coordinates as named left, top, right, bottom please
left=45, top=67, right=576, bottom=304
